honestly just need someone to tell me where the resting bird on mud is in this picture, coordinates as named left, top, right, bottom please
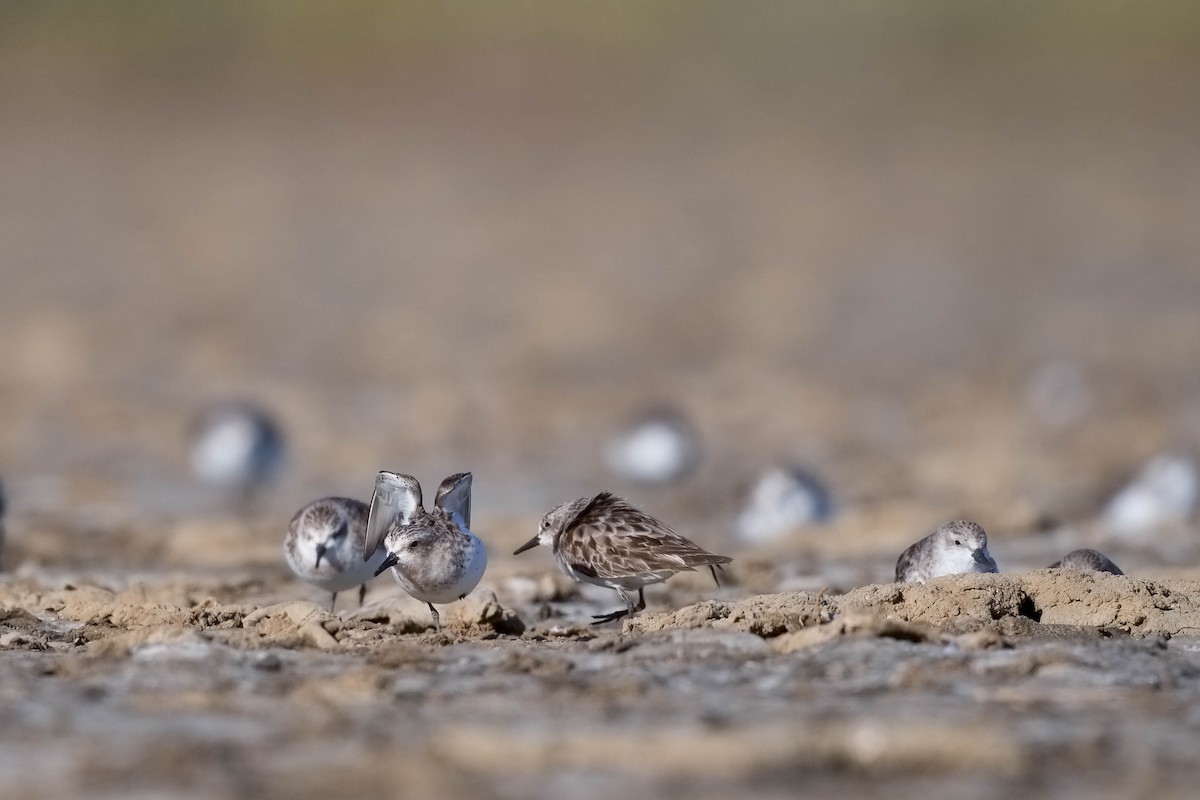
left=1048, top=548, right=1123, bottom=576
left=895, top=520, right=999, bottom=583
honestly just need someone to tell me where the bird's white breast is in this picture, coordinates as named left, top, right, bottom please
left=286, top=532, right=387, bottom=593
left=392, top=531, right=487, bottom=604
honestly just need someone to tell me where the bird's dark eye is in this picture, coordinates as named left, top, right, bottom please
left=408, top=540, right=421, bottom=550
left=954, top=539, right=962, bottom=545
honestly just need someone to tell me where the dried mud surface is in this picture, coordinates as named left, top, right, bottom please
left=4, top=561, right=1200, bottom=800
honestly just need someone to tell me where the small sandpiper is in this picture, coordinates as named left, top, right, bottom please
left=514, top=492, right=732, bottom=624
left=1103, top=452, right=1199, bottom=540
left=604, top=408, right=701, bottom=487
left=1049, top=548, right=1123, bottom=575
left=895, top=519, right=999, bottom=583
left=284, top=497, right=388, bottom=611
left=189, top=401, right=285, bottom=507
left=363, top=472, right=487, bottom=632
left=734, top=463, right=834, bottom=544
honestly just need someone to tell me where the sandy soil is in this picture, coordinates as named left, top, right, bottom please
left=4, top=557, right=1200, bottom=800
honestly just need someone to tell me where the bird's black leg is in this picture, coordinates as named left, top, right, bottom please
left=358, top=583, right=367, bottom=606
left=592, top=588, right=639, bottom=625
left=590, top=607, right=630, bottom=624
left=328, top=592, right=337, bottom=613
left=428, top=603, right=441, bottom=633
left=635, top=588, right=646, bottom=612
left=710, top=564, right=723, bottom=587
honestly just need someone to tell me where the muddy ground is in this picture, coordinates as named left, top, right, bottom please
left=5, top=551, right=1200, bottom=800
left=5, top=5, right=1200, bottom=799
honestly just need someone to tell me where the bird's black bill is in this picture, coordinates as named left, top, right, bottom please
left=373, top=552, right=399, bottom=577
left=513, top=535, right=540, bottom=555
left=314, top=543, right=327, bottom=569
left=973, top=549, right=996, bottom=569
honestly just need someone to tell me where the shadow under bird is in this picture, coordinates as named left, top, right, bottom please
left=1049, top=548, right=1123, bottom=575
left=895, top=519, right=999, bottom=583
left=514, top=492, right=732, bottom=624
left=284, top=497, right=388, bottom=611
left=363, top=472, right=487, bottom=632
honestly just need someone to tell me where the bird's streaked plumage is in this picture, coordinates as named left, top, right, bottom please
left=514, top=492, right=732, bottom=624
